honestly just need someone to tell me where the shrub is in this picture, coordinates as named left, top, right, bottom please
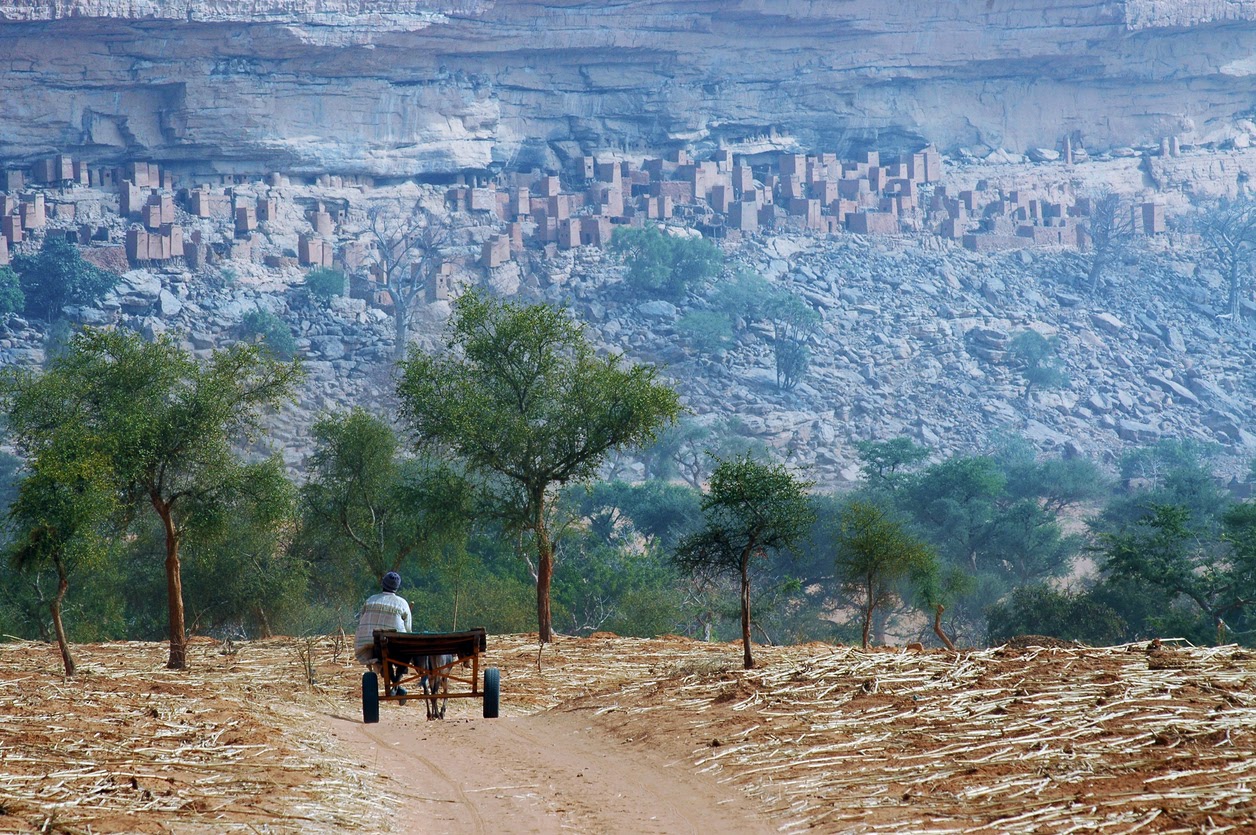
left=677, top=310, right=733, bottom=355
left=305, top=268, right=345, bottom=303
left=986, top=584, right=1125, bottom=645
left=239, top=309, right=297, bottom=360
left=0, top=266, right=24, bottom=317
left=12, top=236, right=116, bottom=321
left=610, top=225, right=722, bottom=301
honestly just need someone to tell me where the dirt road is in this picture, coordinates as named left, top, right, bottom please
left=321, top=703, right=772, bottom=834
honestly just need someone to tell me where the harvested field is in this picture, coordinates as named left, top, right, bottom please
left=1, top=634, right=1254, bottom=833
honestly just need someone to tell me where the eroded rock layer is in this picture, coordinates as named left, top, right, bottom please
left=3, top=1, right=1256, bottom=175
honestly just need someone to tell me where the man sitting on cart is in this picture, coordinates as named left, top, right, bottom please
left=354, top=571, right=413, bottom=695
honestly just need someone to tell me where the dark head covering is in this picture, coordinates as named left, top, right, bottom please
left=382, top=571, right=402, bottom=593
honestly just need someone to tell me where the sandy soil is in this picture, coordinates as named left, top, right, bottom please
left=322, top=706, right=771, bottom=834
left=2, top=633, right=1255, bottom=834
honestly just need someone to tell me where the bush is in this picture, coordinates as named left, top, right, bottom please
left=305, top=268, right=345, bottom=303
left=239, top=309, right=297, bottom=360
left=986, top=584, right=1126, bottom=645
left=677, top=310, right=733, bottom=355
left=12, top=236, right=116, bottom=321
left=610, top=225, right=722, bottom=301
left=0, top=266, right=24, bottom=317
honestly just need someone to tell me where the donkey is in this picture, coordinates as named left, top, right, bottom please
left=420, top=654, right=454, bottom=719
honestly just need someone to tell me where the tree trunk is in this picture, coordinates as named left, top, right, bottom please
left=255, top=605, right=273, bottom=639
left=156, top=500, right=188, bottom=670
left=861, top=576, right=874, bottom=649
left=933, top=604, right=957, bottom=652
left=393, top=301, right=410, bottom=360
left=534, top=491, right=554, bottom=644
left=740, top=547, right=754, bottom=669
left=1086, top=255, right=1104, bottom=294
left=1229, top=260, right=1243, bottom=323
left=50, top=556, right=75, bottom=678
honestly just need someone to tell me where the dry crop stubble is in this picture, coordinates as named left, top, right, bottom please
left=0, top=634, right=1253, bottom=833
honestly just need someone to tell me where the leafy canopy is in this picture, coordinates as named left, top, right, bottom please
left=831, top=499, right=937, bottom=648
left=1, top=328, right=303, bottom=667
left=12, top=236, right=116, bottom=321
left=397, top=289, right=680, bottom=641
left=610, top=224, right=723, bottom=301
left=674, top=455, right=814, bottom=667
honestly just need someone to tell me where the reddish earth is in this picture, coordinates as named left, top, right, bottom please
left=1, top=634, right=1254, bottom=833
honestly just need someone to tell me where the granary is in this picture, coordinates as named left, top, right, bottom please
left=481, top=234, right=511, bottom=268
left=298, top=234, right=334, bottom=268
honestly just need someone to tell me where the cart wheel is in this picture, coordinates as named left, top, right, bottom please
left=362, top=671, right=380, bottom=724
left=483, top=667, right=500, bottom=719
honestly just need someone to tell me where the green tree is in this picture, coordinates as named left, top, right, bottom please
left=855, top=438, right=930, bottom=493
left=180, top=457, right=303, bottom=638
left=831, top=499, right=938, bottom=649
left=239, top=308, right=297, bottom=361
left=305, top=267, right=346, bottom=303
left=711, top=267, right=774, bottom=327
left=396, top=290, right=681, bottom=642
left=766, top=292, right=821, bottom=391
left=610, top=225, right=723, bottom=301
left=677, top=310, right=734, bottom=357
left=985, top=584, right=1126, bottom=646
left=12, top=236, right=116, bottom=321
left=673, top=455, right=814, bottom=668
left=0, top=266, right=24, bottom=317
left=1, top=329, right=302, bottom=668
left=6, top=442, right=114, bottom=676
left=298, top=408, right=476, bottom=606
left=1007, top=330, right=1066, bottom=398
left=1100, top=502, right=1256, bottom=643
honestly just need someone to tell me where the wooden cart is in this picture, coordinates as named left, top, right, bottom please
left=361, top=627, right=500, bottom=723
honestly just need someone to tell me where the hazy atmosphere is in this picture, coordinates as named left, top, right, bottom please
left=2, top=2, right=1256, bottom=832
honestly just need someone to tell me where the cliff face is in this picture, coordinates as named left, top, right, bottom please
left=3, top=0, right=1256, bottom=176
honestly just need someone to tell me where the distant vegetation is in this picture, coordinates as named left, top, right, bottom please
left=4, top=295, right=1256, bottom=671
left=239, top=308, right=297, bottom=360
left=11, top=236, right=116, bottom=321
left=304, top=267, right=346, bottom=303
left=610, top=224, right=723, bottom=301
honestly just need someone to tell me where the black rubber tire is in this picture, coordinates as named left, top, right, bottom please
left=362, top=671, right=380, bottom=724
left=483, top=667, right=500, bottom=719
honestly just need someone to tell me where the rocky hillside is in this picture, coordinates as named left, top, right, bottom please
left=5, top=171, right=1252, bottom=487
left=550, top=230, right=1256, bottom=484
left=5, top=1, right=1256, bottom=175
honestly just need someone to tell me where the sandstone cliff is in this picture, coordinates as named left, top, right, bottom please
left=3, top=1, right=1256, bottom=176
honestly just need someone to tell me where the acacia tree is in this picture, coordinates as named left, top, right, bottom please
left=766, top=292, right=821, bottom=392
left=1101, top=503, right=1256, bottom=643
left=1198, top=196, right=1256, bottom=324
left=6, top=444, right=113, bottom=677
left=364, top=203, right=452, bottom=358
left=673, top=455, right=814, bottom=668
left=1, top=329, right=302, bottom=669
left=299, top=407, right=476, bottom=598
left=1007, top=330, right=1066, bottom=400
left=396, top=290, right=681, bottom=643
left=832, top=499, right=937, bottom=649
left=11, top=236, right=116, bottom=321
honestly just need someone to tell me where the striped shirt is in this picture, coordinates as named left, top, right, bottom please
left=354, top=591, right=413, bottom=664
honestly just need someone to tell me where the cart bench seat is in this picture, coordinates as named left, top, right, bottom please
left=373, top=627, right=487, bottom=660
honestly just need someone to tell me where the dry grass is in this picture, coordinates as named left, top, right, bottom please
left=1, top=634, right=1254, bottom=833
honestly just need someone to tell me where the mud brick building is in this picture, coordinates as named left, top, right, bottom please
left=298, top=234, right=335, bottom=268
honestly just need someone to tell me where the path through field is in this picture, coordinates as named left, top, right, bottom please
left=322, top=704, right=772, bottom=834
